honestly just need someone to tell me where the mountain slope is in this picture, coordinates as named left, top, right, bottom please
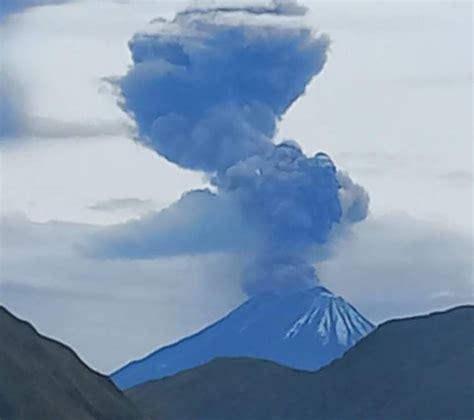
left=112, top=286, right=374, bottom=389
left=126, top=305, right=474, bottom=420
left=0, top=306, right=144, bottom=420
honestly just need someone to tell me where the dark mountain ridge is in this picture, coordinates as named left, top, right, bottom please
left=0, top=306, right=144, bottom=420
left=126, top=305, right=474, bottom=420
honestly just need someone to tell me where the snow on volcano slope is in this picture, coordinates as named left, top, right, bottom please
left=111, top=287, right=374, bottom=390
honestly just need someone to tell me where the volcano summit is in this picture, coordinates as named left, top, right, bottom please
left=112, top=287, right=374, bottom=390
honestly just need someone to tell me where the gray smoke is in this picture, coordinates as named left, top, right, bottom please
left=91, top=1, right=369, bottom=295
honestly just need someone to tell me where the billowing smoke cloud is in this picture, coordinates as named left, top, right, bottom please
left=91, top=1, right=369, bottom=295
left=120, top=2, right=328, bottom=173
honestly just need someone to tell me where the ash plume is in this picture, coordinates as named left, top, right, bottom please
left=93, top=0, right=369, bottom=295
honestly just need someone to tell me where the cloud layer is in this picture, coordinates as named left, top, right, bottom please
left=0, top=0, right=77, bottom=142
left=320, top=214, right=473, bottom=322
left=0, top=74, right=25, bottom=140
left=86, top=189, right=250, bottom=258
left=2, top=213, right=471, bottom=372
left=0, top=214, right=244, bottom=374
left=0, top=0, right=70, bottom=20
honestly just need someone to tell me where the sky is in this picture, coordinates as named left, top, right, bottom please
left=0, top=0, right=472, bottom=373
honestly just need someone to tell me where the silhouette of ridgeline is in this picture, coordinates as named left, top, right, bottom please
left=126, top=305, right=474, bottom=420
left=0, top=306, right=144, bottom=420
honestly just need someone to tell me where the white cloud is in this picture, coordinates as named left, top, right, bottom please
left=1, top=212, right=472, bottom=373
left=320, top=213, right=473, bottom=323
left=0, top=214, right=245, bottom=373
left=1, top=136, right=204, bottom=224
left=89, top=197, right=154, bottom=212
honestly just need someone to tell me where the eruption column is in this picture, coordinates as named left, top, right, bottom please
left=111, top=1, right=369, bottom=295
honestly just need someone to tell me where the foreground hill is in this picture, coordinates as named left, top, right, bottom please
left=126, top=305, right=474, bottom=420
left=0, top=306, right=144, bottom=420
left=112, top=287, right=374, bottom=389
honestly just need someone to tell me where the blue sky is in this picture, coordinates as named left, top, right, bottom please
left=0, top=0, right=472, bottom=372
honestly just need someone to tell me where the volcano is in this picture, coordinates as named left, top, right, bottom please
left=111, top=286, right=374, bottom=390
